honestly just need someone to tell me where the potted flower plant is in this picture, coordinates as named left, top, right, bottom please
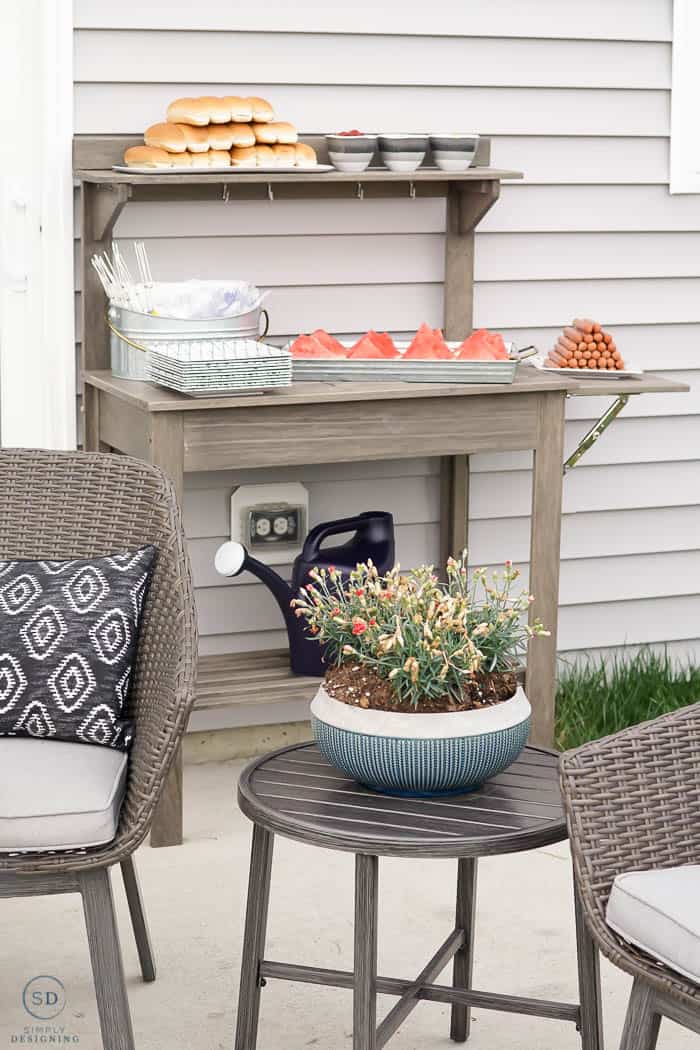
left=292, top=553, right=548, bottom=796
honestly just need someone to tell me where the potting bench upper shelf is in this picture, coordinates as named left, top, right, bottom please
left=74, top=134, right=688, bottom=849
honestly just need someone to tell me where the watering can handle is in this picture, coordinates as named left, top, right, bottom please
left=304, top=514, right=374, bottom=551
left=259, top=309, right=270, bottom=339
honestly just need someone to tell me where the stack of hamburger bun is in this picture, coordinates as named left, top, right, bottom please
left=123, top=95, right=317, bottom=169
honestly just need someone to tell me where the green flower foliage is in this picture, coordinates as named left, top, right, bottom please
left=292, top=552, right=548, bottom=708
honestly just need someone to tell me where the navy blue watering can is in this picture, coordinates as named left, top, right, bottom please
left=215, top=511, right=395, bottom=676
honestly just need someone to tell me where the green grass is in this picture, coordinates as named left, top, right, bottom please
left=555, top=647, right=700, bottom=751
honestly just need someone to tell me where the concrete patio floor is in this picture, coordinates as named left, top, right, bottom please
left=0, top=757, right=694, bottom=1050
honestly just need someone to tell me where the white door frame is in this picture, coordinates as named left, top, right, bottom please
left=0, top=0, right=76, bottom=449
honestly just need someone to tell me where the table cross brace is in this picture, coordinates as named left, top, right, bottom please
left=260, top=927, right=581, bottom=1048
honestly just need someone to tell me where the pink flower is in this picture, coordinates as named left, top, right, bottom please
left=505, top=559, right=512, bottom=568
left=352, top=618, right=367, bottom=636
left=355, top=588, right=365, bottom=597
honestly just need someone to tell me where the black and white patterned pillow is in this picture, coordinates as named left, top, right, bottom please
left=0, top=546, right=156, bottom=750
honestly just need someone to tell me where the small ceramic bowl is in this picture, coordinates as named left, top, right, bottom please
left=326, top=134, right=377, bottom=173
left=429, top=134, right=480, bottom=172
left=378, top=134, right=429, bottom=173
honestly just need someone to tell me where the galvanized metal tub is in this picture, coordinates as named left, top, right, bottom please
left=107, top=303, right=270, bottom=380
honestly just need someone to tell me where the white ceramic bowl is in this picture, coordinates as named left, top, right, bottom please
left=325, top=134, right=377, bottom=173
left=378, top=134, right=429, bottom=173
left=429, top=133, right=480, bottom=172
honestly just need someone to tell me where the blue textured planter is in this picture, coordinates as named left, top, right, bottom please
left=310, top=685, right=531, bottom=796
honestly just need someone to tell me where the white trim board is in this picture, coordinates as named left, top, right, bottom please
left=0, top=0, right=76, bottom=448
left=670, top=0, right=700, bottom=194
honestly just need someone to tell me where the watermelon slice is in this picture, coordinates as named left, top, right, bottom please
left=311, top=329, right=348, bottom=357
left=455, top=329, right=509, bottom=361
left=289, top=334, right=338, bottom=358
left=347, top=334, right=388, bottom=359
left=367, top=330, right=399, bottom=359
left=404, top=323, right=453, bottom=360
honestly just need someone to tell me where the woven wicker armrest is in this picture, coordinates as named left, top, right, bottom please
left=0, top=450, right=198, bottom=876
left=560, top=702, right=700, bottom=998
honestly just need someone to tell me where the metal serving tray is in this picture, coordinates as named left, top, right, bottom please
left=285, top=341, right=521, bottom=384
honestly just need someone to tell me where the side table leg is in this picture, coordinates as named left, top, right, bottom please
left=235, top=825, right=274, bottom=1050
left=574, top=878, right=604, bottom=1050
left=450, top=857, right=478, bottom=1042
left=354, top=854, right=379, bottom=1050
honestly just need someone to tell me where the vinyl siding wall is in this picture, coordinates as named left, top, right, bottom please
left=73, top=1, right=700, bottom=716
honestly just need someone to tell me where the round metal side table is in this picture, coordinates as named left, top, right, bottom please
left=234, top=741, right=603, bottom=1050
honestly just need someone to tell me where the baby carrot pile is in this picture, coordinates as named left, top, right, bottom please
left=546, top=319, right=624, bottom=370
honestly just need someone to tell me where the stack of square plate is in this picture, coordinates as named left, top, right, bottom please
left=145, top=339, right=291, bottom=397
left=285, top=341, right=519, bottom=384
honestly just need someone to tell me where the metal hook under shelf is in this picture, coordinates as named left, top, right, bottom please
left=563, top=394, right=631, bottom=474
left=267, top=183, right=275, bottom=202
left=355, top=183, right=365, bottom=201
left=221, top=184, right=230, bottom=203
left=408, top=182, right=416, bottom=199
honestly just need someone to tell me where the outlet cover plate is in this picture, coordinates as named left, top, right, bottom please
left=230, top=482, right=308, bottom=565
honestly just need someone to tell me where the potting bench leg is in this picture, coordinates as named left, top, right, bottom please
left=526, top=391, right=566, bottom=748
left=354, top=853, right=379, bottom=1050
left=235, top=824, right=274, bottom=1050
left=574, top=877, right=604, bottom=1050
left=450, top=857, right=478, bottom=1041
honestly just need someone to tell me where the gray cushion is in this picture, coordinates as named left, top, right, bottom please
left=0, top=737, right=127, bottom=851
left=606, top=865, right=700, bottom=984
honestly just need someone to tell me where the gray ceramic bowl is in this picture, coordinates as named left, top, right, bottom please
left=325, top=134, right=377, bottom=172
left=429, top=134, right=480, bottom=172
left=378, top=133, right=429, bottom=173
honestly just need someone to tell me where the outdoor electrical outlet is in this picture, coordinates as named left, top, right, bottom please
left=248, top=505, right=303, bottom=547
left=229, top=482, right=309, bottom=566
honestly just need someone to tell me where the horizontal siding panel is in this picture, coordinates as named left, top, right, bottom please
left=73, top=0, right=673, bottom=41
left=472, top=461, right=700, bottom=518
left=108, top=198, right=447, bottom=239
left=74, top=84, right=669, bottom=137
left=491, top=136, right=669, bottom=186
left=558, top=595, right=700, bottom=651
left=76, top=232, right=700, bottom=287
left=559, top=638, right=700, bottom=666
left=75, top=31, right=670, bottom=90
left=483, top=185, right=700, bottom=233
left=476, top=278, right=700, bottom=328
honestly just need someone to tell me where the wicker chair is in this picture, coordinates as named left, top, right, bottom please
left=0, top=450, right=198, bottom=1050
left=560, top=703, right=700, bottom=1049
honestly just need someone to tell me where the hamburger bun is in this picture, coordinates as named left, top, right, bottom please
left=207, top=123, right=236, bottom=150
left=254, top=145, right=275, bottom=165
left=230, top=146, right=258, bottom=168
left=246, top=96, right=275, bottom=122
left=252, top=122, right=279, bottom=144
left=123, top=145, right=173, bottom=169
left=224, top=95, right=253, bottom=122
left=270, top=122, right=298, bottom=144
left=166, top=97, right=210, bottom=126
left=171, top=153, right=193, bottom=167
left=294, top=142, right=317, bottom=168
left=189, top=149, right=231, bottom=168
left=272, top=144, right=296, bottom=165
left=200, top=96, right=231, bottom=123
left=177, top=124, right=210, bottom=152
left=231, top=123, right=256, bottom=147
left=144, top=122, right=188, bottom=152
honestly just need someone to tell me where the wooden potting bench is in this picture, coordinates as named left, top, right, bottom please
left=74, top=134, right=688, bottom=846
